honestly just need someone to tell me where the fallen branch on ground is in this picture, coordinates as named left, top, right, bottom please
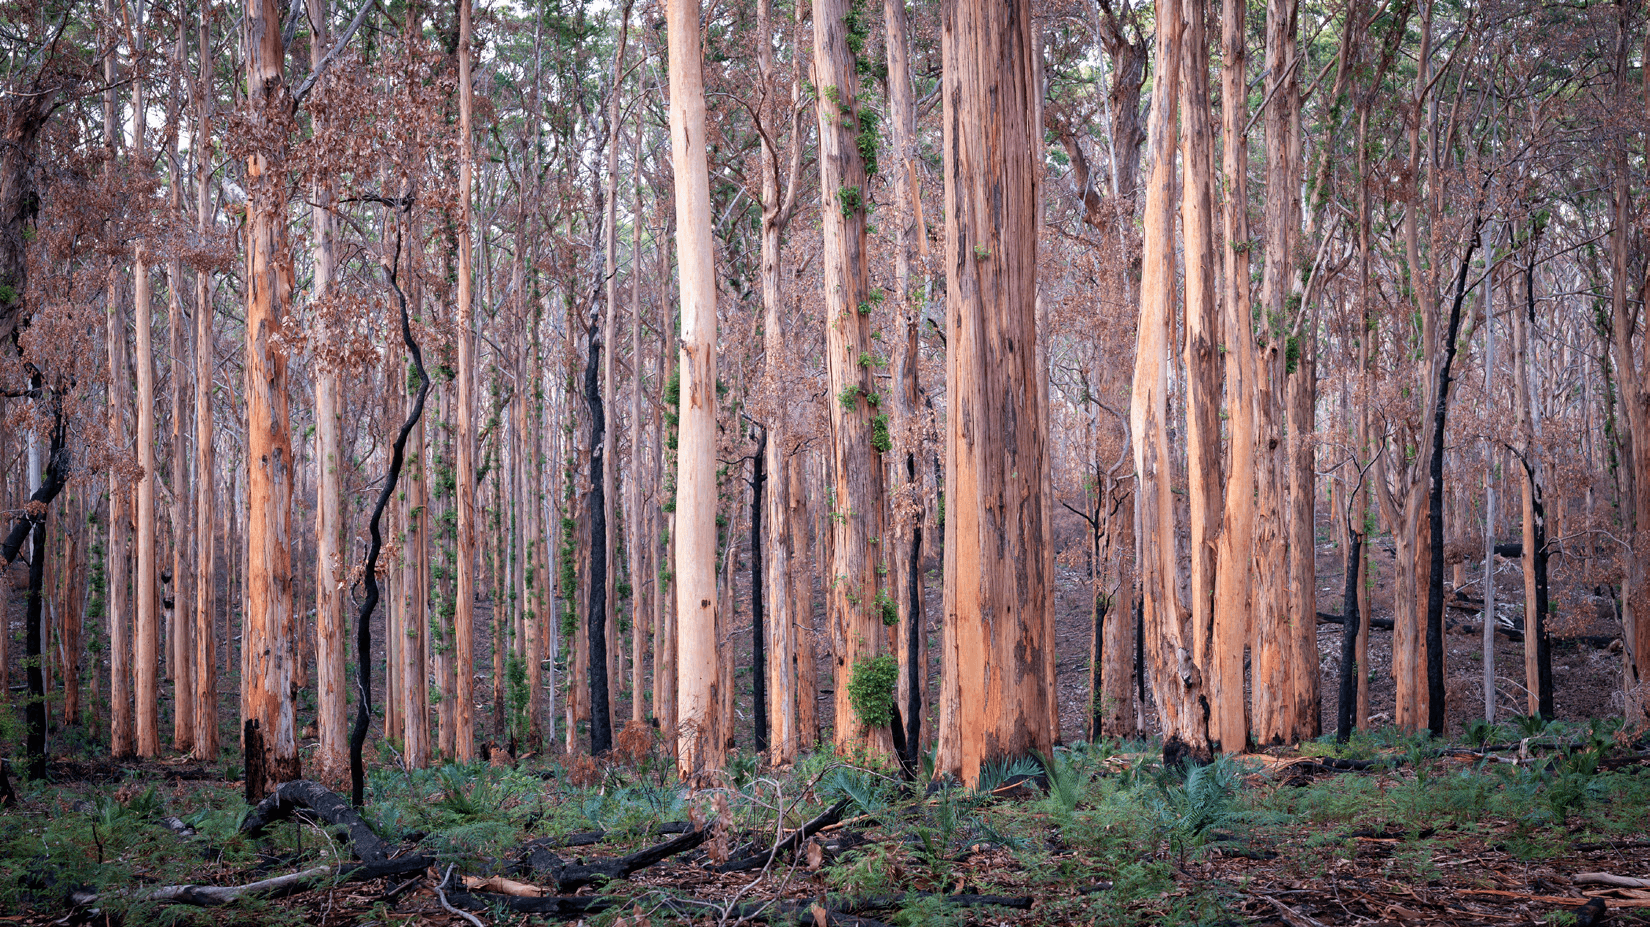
left=68, top=853, right=433, bottom=908
left=516, top=824, right=708, bottom=892
left=241, top=779, right=390, bottom=863
left=718, top=798, right=851, bottom=872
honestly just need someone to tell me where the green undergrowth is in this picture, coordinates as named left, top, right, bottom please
left=0, top=723, right=1644, bottom=925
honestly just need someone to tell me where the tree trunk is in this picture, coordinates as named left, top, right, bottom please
left=26, top=519, right=46, bottom=778
left=1609, top=0, right=1650, bottom=726
left=135, top=234, right=159, bottom=757
left=167, top=20, right=194, bottom=753
left=1213, top=0, right=1254, bottom=753
left=1424, top=235, right=1482, bottom=737
left=884, top=0, right=926, bottom=775
left=757, top=0, right=803, bottom=767
left=243, top=0, right=301, bottom=793
left=812, top=0, right=892, bottom=758
left=584, top=314, right=613, bottom=755
left=1179, top=0, right=1227, bottom=752
left=1514, top=239, right=1554, bottom=719
left=935, top=0, right=1054, bottom=785
left=309, top=0, right=347, bottom=784
left=751, top=430, right=768, bottom=752
left=1252, top=0, right=1300, bottom=747
left=652, top=221, right=677, bottom=745
left=1288, top=316, right=1320, bottom=739
left=108, top=260, right=134, bottom=758
left=1131, top=0, right=1209, bottom=760
left=667, top=0, right=723, bottom=779
left=629, top=144, right=647, bottom=725
left=453, top=0, right=477, bottom=763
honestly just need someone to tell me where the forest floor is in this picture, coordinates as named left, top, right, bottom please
left=1, top=513, right=1640, bottom=925
left=2, top=722, right=1648, bottom=926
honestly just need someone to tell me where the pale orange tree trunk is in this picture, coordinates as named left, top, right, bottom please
left=191, top=4, right=218, bottom=760
left=1252, top=0, right=1303, bottom=746
left=813, top=0, right=892, bottom=758
left=453, top=0, right=478, bottom=761
left=628, top=152, right=647, bottom=725
left=308, top=0, right=349, bottom=784
left=934, top=0, right=1055, bottom=786
left=133, top=46, right=159, bottom=755
left=1130, top=0, right=1211, bottom=760
left=135, top=244, right=159, bottom=758
left=667, top=0, right=722, bottom=780
left=1178, top=0, right=1229, bottom=752
left=243, top=0, right=301, bottom=793
left=1212, top=0, right=1255, bottom=753
left=756, top=0, right=805, bottom=764
left=1389, top=0, right=1436, bottom=734
left=166, top=19, right=194, bottom=753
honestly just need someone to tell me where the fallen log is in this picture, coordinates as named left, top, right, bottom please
left=1576, top=873, right=1650, bottom=890
left=241, top=779, right=389, bottom=863
left=68, top=853, right=433, bottom=908
left=1317, top=612, right=1393, bottom=632
left=717, top=798, right=851, bottom=872
left=443, top=889, right=617, bottom=917
left=516, top=824, right=708, bottom=892
left=679, top=891, right=1034, bottom=925
left=838, top=892, right=1034, bottom=913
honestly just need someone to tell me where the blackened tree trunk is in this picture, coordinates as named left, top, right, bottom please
left=1336, top=529, right=1363, bottom=742
left=2, top=413, right=63, bottom=780
left=902, top=453, right=922, bottom=767
left=350, top=221, right=430, bottom=806
left=1424, top=228, right=1481, bottom=737
left=751, top=430, right=767, bottom=752
left=584, top=319, right=613, bottom=755
left=25, top=519, right=45, bottom=778
left=1520, top=456, right=1554, bottom=719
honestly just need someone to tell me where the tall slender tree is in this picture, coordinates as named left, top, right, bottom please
left=243, top=0, right=301, bottom=794
left=668, top=0, right=723, bottom=780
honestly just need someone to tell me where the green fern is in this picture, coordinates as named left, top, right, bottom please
left=973, top=754, right=1042, bottom=796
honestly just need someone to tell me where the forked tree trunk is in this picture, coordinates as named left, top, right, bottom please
left=1131, top=0, right=1210, bottom=760
left=1178, top=0, right=1227, bottom=751
left=935, top=0, right=1055, bottom=786
left=667, top=0, right=723, bottom=780
left=1251, top=0, right=1301, bottom=747
left=243, top=0, right=301, bottom=794
left=757, top=0, right=804, bottom=767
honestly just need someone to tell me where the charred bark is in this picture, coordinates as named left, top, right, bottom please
left=751, top=429, right=768, bottom=752
left=350, top=219, right=431, bottom=806
left=1336, top=530, right=1363, bottom=743
left=584, top=318, right=613, bottom=755
left=1424, top=227, right=1480, bottom=737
